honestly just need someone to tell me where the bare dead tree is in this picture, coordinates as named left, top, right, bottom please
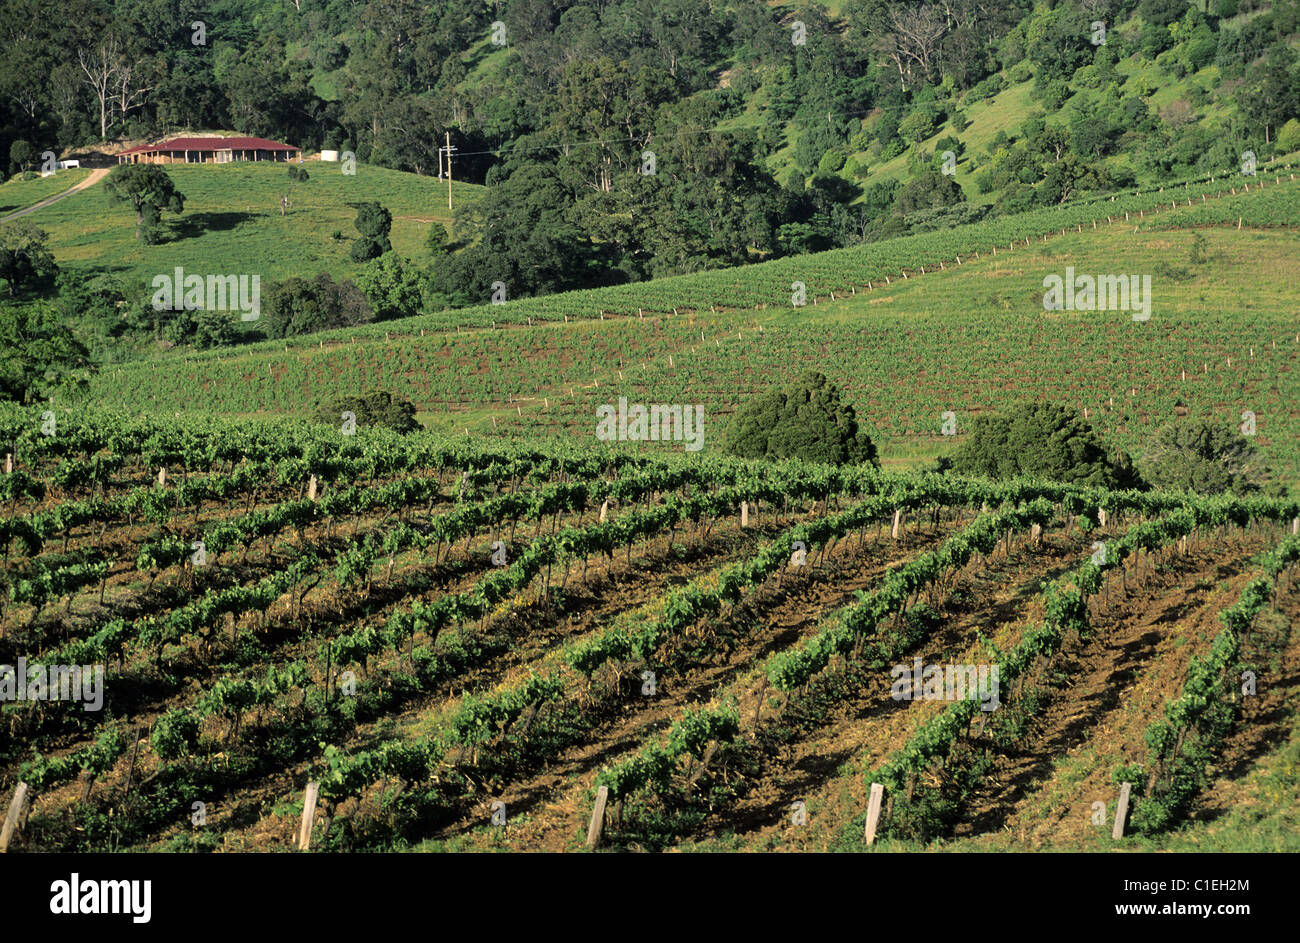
left=1080, top=0, right=1111, bottom=20
left=115, top=59, right=154, bottom=131
left=884, top=4, right=948, bottom=88
left=78, top=39, right=121, bottom=141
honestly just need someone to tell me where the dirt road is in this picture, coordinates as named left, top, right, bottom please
left=1, top=167, right=109, bottom=223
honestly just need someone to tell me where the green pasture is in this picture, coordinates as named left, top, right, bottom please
left=26, top=160, right=482, bottom=288
left=0, top=168, right=92, bottom=217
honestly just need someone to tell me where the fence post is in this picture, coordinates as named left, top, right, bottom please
left=585, top=785, right=610, bottom=849
left=1112, top=783, right=1132, bottom=839
left=0, top=782, right=30, bottom=853
left=864, top=782, right=885, bottom=846
left=298, top=781, right=320, bottom=851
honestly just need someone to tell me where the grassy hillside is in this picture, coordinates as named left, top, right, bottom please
left=30, top=161, right=483, bottom=288
left=76, top=173, right=1300, bottom=485
left=0, top=168, right=91, bottom=217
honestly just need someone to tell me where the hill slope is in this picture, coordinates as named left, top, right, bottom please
left=76, top=170, right=1300, bottom=485
left=27, top=161, right=483, bottom=288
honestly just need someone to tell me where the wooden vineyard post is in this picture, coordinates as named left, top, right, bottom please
left=864, top=782, right=885, bottom=847
left=3, top=454, right=10, bottom=474
left=1292, top=517, right=1298, bottom=536
left=599, top=499, right=609, bottom=523
left=307, top=474, right=318, bottom=501
left=1031, top=523, right=1042, bottom=545
left=298, top=782, right=320, bottom=851
left=123, top=727, right=143, bottom=795
left=686, top=743, right=719, bottom=790
left=0, top=782, right=29, bottom=853
left=891, top=509, right=903, bottom=540
left=157, top=467, right=167, bottom=487
left=585, top=785, right=610, bottom=849
left=1112, top=783, right=1132, bottom=839
left=740, top=501, right=749, bottom=528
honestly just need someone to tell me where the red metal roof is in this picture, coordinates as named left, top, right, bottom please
left=119, top=136, right=300, bottom=155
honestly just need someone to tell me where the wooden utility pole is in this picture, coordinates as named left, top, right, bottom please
left=445, top=131, right=455, bottom=211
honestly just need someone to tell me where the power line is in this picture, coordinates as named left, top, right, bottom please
left=450, top=135, right=646, bottom=158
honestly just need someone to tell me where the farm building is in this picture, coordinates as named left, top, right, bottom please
left=117, top=136, right=301, bottom=165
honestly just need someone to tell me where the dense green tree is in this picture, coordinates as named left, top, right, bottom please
left=1237, top=43, right=1300, bottom=142
left=898, top=109, right=938, bottom=144
left=447, top=162, right=594, bottom=299
left=263, top=273, right=373, bottom=338
left=350, top=201, right=392, bottom=262
left=0, top=300, right=94, bottom=403
left=354, top=253, right=424, bottom=321
left=315, top=390, right=421, bottom=434
left=1023, top=2, right=1093, bottom=77
left=151, top=51, right=225, bottom=133
left=950, top=402, right=1141, bottom=488
left=732, top=0, right=786, bottom=60
left=55, top=270, right=127, bottom=345
left=425, top=223, right=449, bottom=257
left=0, top=221, right=57, bottom=295
left=8, top=139, right=33, bottom=174
left=102, top=163, right=185, bottom=243
left=162, top=307, right=240, bottom=349
left=219, top=36, right=318, bottom=143
left=1216, top=19, right=1273, bottom=76
left=1171, top=9, right=1217, bottom=74
left=724, top=371, right=878, bottom=466
left=1139, top=0, right=1193, bottom=28
left=894, top=169, right=964, bottom=215
left=1141, top=420, right=1264, bottom=495
left=1277, top=118, right=1300, bottom=153
left=933, top=134, right=965, bottom=161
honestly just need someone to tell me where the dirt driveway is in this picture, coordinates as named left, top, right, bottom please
left=1, top=167, right=109, bottom=223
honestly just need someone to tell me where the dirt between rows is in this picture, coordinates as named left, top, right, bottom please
left=141, top=510, right=789, bottom=851
left=956, top=531, right=1296, bottom=849
left=421, top=514, right=987, bottom=852
left=9, top=489, right=777, bottom=849
left=667, top=529, right=1285, bottom=852
left=1185, top=585, right=1300, bottom=836
left=682, top=527, right=1094, bottom=851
